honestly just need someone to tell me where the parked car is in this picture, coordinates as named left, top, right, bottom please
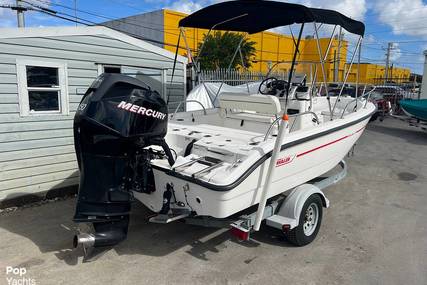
left=369, top=91, right=392, bottom=121
left=373, top=85, right=408, bottom=114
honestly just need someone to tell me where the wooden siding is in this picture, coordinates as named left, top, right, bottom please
left=0, top=34, right=185, bottom=201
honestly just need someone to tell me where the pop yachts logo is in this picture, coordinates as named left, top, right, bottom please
left=117, top=101, right=166, bottom=120
left=5, top=266, right=36, bottom=285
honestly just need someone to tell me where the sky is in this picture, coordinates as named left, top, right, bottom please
left=1, top=0, right=427, bottom=74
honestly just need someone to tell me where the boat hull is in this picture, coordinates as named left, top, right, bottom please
left=400, top=99, right=427, bottom=121
left=134, top=114, right=371, bottom=218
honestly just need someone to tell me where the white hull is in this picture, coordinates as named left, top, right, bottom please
left=134, top=96, right=374, bottom=218
left=71, top=2, right=373, bottom=251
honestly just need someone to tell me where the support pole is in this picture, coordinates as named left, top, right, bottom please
left=314, top=23, right=333, bottom=119
left=333, top=50, right=337, bottom=82
left=331, top=37, right=362, bottom=117
left=356, top=38, right=362, bottom=108
left=253, top=114, right=289, bottom=231
left=167, top=31, right=181, bottom=105
left=238, top=47, right=251, bottom=94
left=335, top=27, right=343, bottom=82
left=74, top=0, right=77, bottom=27
left=212, top=36, right=245, bottom=105
left=285, top=23, right=304, bottom=110
left=384, top=42, right=392, bottom=84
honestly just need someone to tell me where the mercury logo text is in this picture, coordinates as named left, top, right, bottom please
left=117, top=101, right=166, bottom=120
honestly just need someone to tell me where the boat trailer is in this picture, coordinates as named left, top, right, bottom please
left=150, top=160, right=347, bottom=243
left=390, top=114, right=427, bottom=132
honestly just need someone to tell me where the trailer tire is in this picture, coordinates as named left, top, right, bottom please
left=285, top=194, right=323, bottom=246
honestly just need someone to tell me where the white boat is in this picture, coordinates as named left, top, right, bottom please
left=72, top=0, right=375, bottom=255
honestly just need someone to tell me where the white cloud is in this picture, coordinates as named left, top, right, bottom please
left=298, top=0, right=367, bottom=42
left=166, top=0, right=367, bottom=20
left=296, top=0, right=366, bottom=20
left=167, top=0, right=204, bottom=14
left=373, top=0, right=427, bottom=38
left=389, top=43, right=401, bottom=61
left=364, top=34, right=376, bottom=44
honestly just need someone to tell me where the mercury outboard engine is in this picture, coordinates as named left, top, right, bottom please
left=72, top=73, right=174, bottom=250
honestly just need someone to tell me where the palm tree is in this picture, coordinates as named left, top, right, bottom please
left=196, top=31, right=256, bottom=70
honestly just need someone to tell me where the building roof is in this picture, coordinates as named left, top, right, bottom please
left=0, top=26, right=187, bottom=63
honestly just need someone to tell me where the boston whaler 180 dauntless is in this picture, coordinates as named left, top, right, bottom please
left=72, top=0, right=375, bottom=254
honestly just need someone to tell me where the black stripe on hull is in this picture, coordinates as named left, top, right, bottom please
left=152, top=109, right=375, bottom=192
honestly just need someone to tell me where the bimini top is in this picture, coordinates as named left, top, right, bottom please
left=179, top=0, right=365, bottom=36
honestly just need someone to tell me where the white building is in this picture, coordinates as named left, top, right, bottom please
left=421, top=50, right=427, bottom=99
left=0, top=26, right=187, bottom=203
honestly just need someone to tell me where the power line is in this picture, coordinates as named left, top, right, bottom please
left=28, top=0, right=427, bottom=47
left=29, top=0, right=183, bottom=35
left=1, top=2, right=425, bottom=69
left=32, top=0, right=178, bottom=29
left=1, top=2, right=191, bottom=49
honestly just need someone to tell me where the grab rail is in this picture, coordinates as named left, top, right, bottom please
left=263, top=117, right=281, bottom=141
left=289, top=111, right=320, bottom=133
left=171, top=100, right=207, bottom=118
left=264, top=111, right=320, bottom=141
left=340, top=86, right=376, bottom=119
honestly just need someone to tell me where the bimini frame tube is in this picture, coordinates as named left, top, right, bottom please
left=356, top=40, right=362, bottom=109
left=212, top=36, right=246, bottom=105
left=314, top=23, right=337, bottom=119
left=179, top=13, right=249, bottom=106
left=167, top=31, right=181, bottom=105
left=331, top=36, right=362, bottom=118
left=253, top=114, right=289, bottom=231
left=193, top=13, right=248, bottom=72
left=285, top=23, right=305, bottom=104
left=180, top=27, right=196, bottom=72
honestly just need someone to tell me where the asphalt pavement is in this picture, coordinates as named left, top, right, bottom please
left=0, top=118, right=426, bottom=285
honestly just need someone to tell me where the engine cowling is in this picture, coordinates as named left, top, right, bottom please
left=73, top=73, right=171, bottom=247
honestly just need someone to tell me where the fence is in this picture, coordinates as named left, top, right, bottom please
left=189, top=69, right=421, bottom=101
left=371, top=77, right=418, bottom=86
left=198, top=68, right=288, bottom=86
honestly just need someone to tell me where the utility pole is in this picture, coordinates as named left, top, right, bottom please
left=333, top=50, right=337, bottom=82
left=74, top=0, right=77, bottom=27
left=16, top=0, right=25, bottom=27
left=384, top=42, right=393, bottom=84
left=334, top=27, right=343, bottom=82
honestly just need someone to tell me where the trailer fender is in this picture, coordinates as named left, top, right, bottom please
left=265, top=184, right=329, bottom=230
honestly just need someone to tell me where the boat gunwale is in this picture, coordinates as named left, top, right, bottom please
left=151, top=107, right=376, bottom=192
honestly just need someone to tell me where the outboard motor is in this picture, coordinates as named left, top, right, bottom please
left=73, top=73, right=174, bottom=250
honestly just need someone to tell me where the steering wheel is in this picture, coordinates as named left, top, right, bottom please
left=258, top=77, right=288, bottom=96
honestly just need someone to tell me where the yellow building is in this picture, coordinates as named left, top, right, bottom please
left=163, top=9, right=347, bottom=80
left=105, top=9, right=411, bottom=84
left=345, top=63, right=411, bottom=84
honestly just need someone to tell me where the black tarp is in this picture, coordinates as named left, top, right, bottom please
left=179, top=0, right=365, bottom=36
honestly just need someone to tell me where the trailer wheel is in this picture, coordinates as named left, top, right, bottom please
left=285, top=194, right=323, bottom=246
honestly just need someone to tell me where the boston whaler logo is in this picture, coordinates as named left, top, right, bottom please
left=117, top=101, right=166, bottom=120
left=276, top=155, right=296, bottom=167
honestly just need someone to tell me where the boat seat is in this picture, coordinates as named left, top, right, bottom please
left=226, top=112, right=277, bottom=123
left=219, top=93, right=281, bottom=116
